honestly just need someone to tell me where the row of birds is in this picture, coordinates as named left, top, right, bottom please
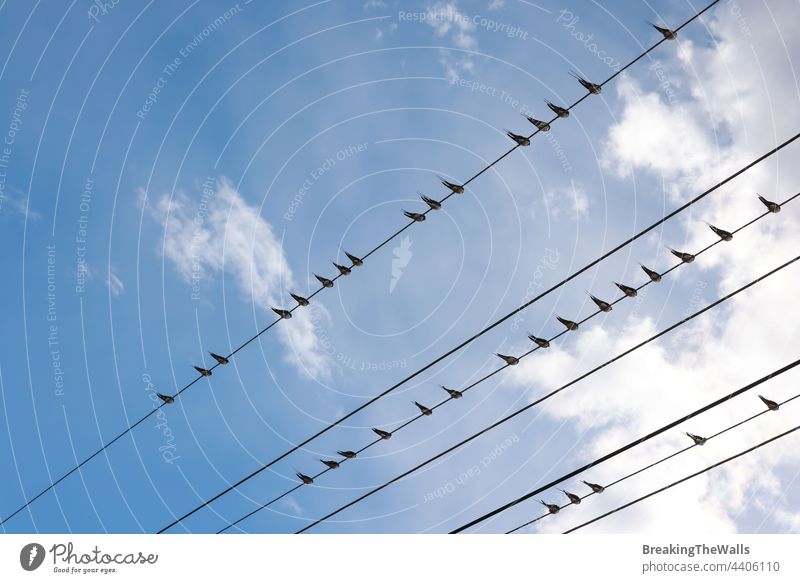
left=152, top=23, right=688, bottom=404
left=152, top=194, right=786, bottom=491
left=535, top=393, right=783, bottom=517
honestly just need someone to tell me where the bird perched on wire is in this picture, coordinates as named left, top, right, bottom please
left=540, top=500, right=560, bottom=514
left=272, top=307, right=292, bottom=320
left=194, top=366, right=213, bottom=377
left=685, top=432, right=707, bottom=446
left=522, top=114, right=550, bottom=132
left=649, top=21, right=678, bottom=40
left=758, top=194, right=781, bottom=213
left=320, top=459, right=340, bottom=470
left=414, top=401, right=433, bottom=416
left=706, top=223, right=733, bottom=242
left=758, top=394, right=780, bottom=411
left=614, top=282, right=638, bottom=298
left=332, top=261, right=352, bottom=276
left=403, top=210, right=426, bottom=222
left=344, top=251, right=363, bottom=267
left=506, top=130, right=530, bottom=146
left=291, top=292, right=310, bottom=306
left=420, top=194, right=442, bottom=210
left=545, top=100, right=570, bottom=118
left=559, top=489, right=582, bottom=505
left=640, top=264, right=662, bottom=282
left=296, top=472, right=314, bottom=485
left=669, top=248, right=695, bottom=263
left=337, top=450, right=357, bottom=459
left=589, top=293, right=613, bottom=312
left=372, top=428, right=392, bottom=440
left=441, top=385, right=463, bottom=399
left=157, top=393, right=175, bottom=405
left=210, top=352, right=229, bottom=365
left=496, top=353, right=520, bottom=366
left=528, top=334, right=550, bottom=348
left=569, top=71, right=602, bottom=94
left=557, top=316, right=579, bottom=331
left=315, top=274, right=334, bottom=288
left=582, top=480, right=605, bottom=494
left=440, top=178, right=464, bottom=194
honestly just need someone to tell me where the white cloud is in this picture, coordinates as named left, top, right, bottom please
left=145, top=178, right=333, bottom=380
left=488, top=0, right=505, bottom=10
left=424, top=2, right=479, bottom=82
left=505, top=0, right=800, bottom=533
left=107, top=268, right=124, bottom=297
left=543, top=180, right=590, bottom=221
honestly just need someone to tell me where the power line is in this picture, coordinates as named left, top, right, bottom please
left=216, top=191, right=799, bottom=533
left=564, top=422, right=800, bottom=533
left=159, top=140, right=800, bottom=535
left=295, top=256, right=800, bottom=533
left=506, top=389, right=800, bottom=533
left=1, top=0, right=727, bottom=530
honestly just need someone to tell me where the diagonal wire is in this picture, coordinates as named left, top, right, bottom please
left=1, top=0, right=729, bottom=529
left=296, top=256, right=800, bottom=533
left=506, top=390, right=800, bottom=533
left=217, top=190, right=800, bottom=533
left=564, top=422, right=800, bottom=533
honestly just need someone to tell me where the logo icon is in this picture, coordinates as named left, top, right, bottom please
left=20, top=543, right=46, bottom=571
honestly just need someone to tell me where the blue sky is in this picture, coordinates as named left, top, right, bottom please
left=1, top=0, right=799, bottom=534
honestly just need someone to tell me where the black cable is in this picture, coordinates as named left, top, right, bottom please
left=506, top=390, right=800, bottom=533
left=295, top=256, right=800, bottom=533
left=1, top=0, right=729, bottom=530
left=564, top=422, right=800, bottom=533
left=216, top=191, right=800, bottom=533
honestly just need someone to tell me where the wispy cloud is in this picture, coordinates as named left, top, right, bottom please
left=424, top=1, right=479, bottom=82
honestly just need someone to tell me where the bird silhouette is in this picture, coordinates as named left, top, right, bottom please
left=338, top=450, right=357, bottom=459
left=296, top=472, right=314, bottom=485
left=272, top=307, right=293, bottom=320
left=758, top=394, right=780, bottom=411
left=589, top=293, right=613, bottom=312
left=194, top=366, right=212, bottom=377
left=669, top=248, right=695, bottom=263
left=540, top=500, right=561, bottom=514
left=582, top=480, right=605, bottom=493
left=522, top=114, right=551, bottom=132
left=506, top=130, right=530, bottom=146
left=291, top=292, right=310, bottom=306
left=649, top=22, right=677, bottom=40
left=440, top=178, right=465, bottom=194
left=614, top=282, right=638, bottom=298
left=441, top=385, right=463, bottom=399
left=320, top=459, right=340, bottom=470
left=496, top=353, right=520, bottom=366
left=559, top=489, right=582, bottom=505
left=315, top=274, right=334, bottom=288
left=372, top=428, right=392, bottom=440
left=758, top=194, right=781, bottom=213
left=706, top=223, right=733, bottom=242
left=545, top=99, right=570, bottom=118
left=414, top=401, right=433, bottom=416
left=332, top=261, right=352, bottom=276
left=557, top=316, right=579, bottom=331
left=640, top=264, right=662, bottom=282
left=157, top=393, right=174, bottom=404
left=210, top=352, right=229, bottom=365
left=403, top=210, right=426, bottom=222
left=528, top=334, right=550, bottom=348
left=685, top=432, right=707, bottom=446
left=344, top=251, right=363, bottom=266
left=569, top=71, right=602, bottom=94
left=420, top=194, right=442, bottom=210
